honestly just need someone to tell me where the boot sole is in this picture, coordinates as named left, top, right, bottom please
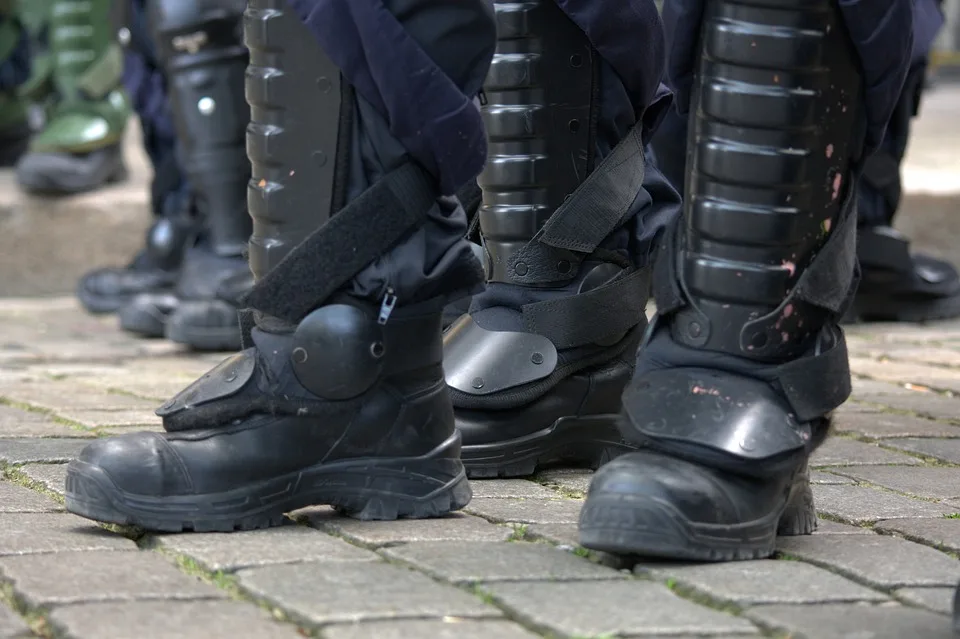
left=578, top=474, right=817, bottom=561
left=118, top=304, right=170, bottom=338
left=64, top=433, right=471, bottom=532
left=462, top=414, right=633, bottom=479
left=165, top=320, right=242, bottom=352
left=17, top=146, right=128, bottom=195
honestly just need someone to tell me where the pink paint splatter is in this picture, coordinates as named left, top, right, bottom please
left=782, top=332, right=790, bottom=343
left=783, top=304, right=794, bottom=318
left=825, top=144, right=834, bottom=159
left=832, top=172, right=842, bottom=200
left=691, top=386, right=720, bottom=396
left=781, top=260, right=796, bottom=277
left=823, top=218, right=833, bottom=233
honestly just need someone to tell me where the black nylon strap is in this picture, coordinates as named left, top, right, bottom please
left=242, top=162, right=436, bottom=323
left=521, top=268, right=650, bottom=349
left=789, top=181, right=859, bottom=314
left=506, top=123, right=647, bottom=285
left=777, top=334, right=852, bottom=422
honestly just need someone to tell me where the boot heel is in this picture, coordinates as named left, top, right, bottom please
left=327, top=433, right=473, bottom=521
left=777, top=466, right=818, bottom=536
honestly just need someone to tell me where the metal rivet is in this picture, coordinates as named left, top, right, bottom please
left=225, top=372, right=237, bottom=382
left=688, top=321, right=701, bottom=338
left=317, top=77, right=332, bottom=92
left=739, top=436, right=756, bottom=452
left=292, top=347, right=308, bottom=364
left=198, top=97, right=216, bottom=115
left=117, top=27, right=131, bottom=46
left=471, top=377, right=485, bottom=389
left=515, top=262, right=528, bottom=276
left=370, top=342, right=385, bottom=358
left=312, top=150, right=327, bottom=167
left=569, top=54, right=583, bottom=68
left=557, top=260, right=571, bottom=274
left=568, top=119, right=580, bottom=133
left=531, top=352, right=544, bottom=365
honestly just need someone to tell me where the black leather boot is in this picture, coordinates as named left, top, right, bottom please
left=580, top=0, right=865, bottom=560
left=845, top=62, right=960, bottom=323
left=119, top=0, right=252, bottom=348
left=65, top=0, right=495, bottom=531
left=444, top=0, right=671, bottom=479
left=76, top=3, right=197, bottom=316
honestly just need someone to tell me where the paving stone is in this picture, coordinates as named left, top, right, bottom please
left=810, top=470, right=854, bottom=485
left=485, top=581, right=757, bottom=637
left=237, top=562, right=499, bottom=624
left=55, top=409, right=161, bottom=429
left=305, top=509, right=512, bottom=546
left=0, top=550, right=222, bottom=606
left=156, top=526, right=378, bottom=572
left=0, top=438, right=88, bottom=464
left=0, top=383, right=157, bottom=412
left=324, top=620, right=540, bottom=639
left=18, top=463, right=68, bottom=496
left=884, top=437, right=960, bottom=464
left=534, top=469, right=592, bottom=495
left=777, top=533, right=960, bottom=588
left=0, top=513, right=134, bottom=555
left=894, top=587, right=956, bottom=615
left=527, top=523, right=581, bottom=546
left=746, top=603, right=954, bottom=639
left=851, top=391, right=960, bottom=423
left=849, top=377, right=921, bottom=398
left=0, top=481, right=61, bottom=512
left=830, top=466, right=960, bottom=501
left=810, top=438, right=920, bottom=466
left=469, top=480, right=558, bottom=499
left=464, top=498, right=583, bottom=524
left=850, top=357, right=960, bottom=395
left=813, top=518, right=873, bottom=535
left=0, top=605, right=27, bottom=639
left=639, top=560, right=887, bottom=605
left=48, top=600, right=302, bottom=639
left=0, top=405, right=90, bottom=438
left=875, top=518, right=960, bottom=553
left=382, top=541, right=621, bottom=584
left=834, top=412, right=960, bottom=439
left=810, top=484, right=956, bottom=523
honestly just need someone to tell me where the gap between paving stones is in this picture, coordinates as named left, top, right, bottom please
left=0, top=398, right=100, bottom=439
left=0, top=452, right=933, bottom=639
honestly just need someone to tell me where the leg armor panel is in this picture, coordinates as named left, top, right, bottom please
left=673, top=0, right=862, bottom=361
left=243, top=0, right=343, bottom=281
left=149, top=0, right=251, bottom=257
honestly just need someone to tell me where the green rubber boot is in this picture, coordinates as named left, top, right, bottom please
left=0, top=0, right=33, bottom=166
left=16, top=0, right=129, bottom=195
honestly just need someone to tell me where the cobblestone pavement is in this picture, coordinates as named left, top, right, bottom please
left=0, top=299, right=959, bottom=638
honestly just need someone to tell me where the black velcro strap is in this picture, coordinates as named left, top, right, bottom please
left=857, top=226, right=912, bottom=273
left=242, top=162, right=436, bottom=323
left=507, top=124, right=646, bottom=284
left=776, top=333, right=851, bottom=422
left=238, top=309, right=255, bottom=349
left=521, top=268, right=650, bottom=349
left=789, top=177, right=859, bottom=314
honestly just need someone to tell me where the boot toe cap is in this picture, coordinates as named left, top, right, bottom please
left=77, top=432, right=192, bottom=497
left=584, top=451, right=740, bottom=526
